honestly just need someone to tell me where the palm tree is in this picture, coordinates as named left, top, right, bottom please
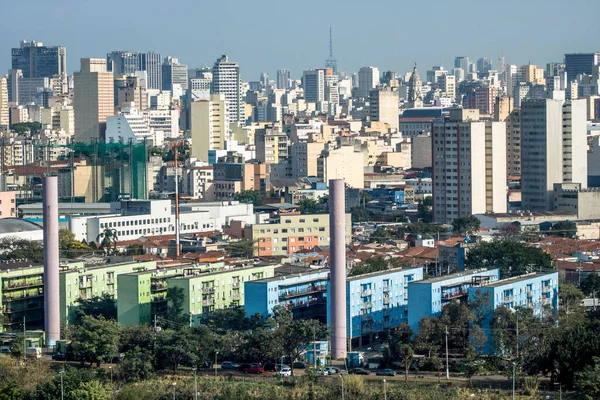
left=97, top=228, right=118, bottom=255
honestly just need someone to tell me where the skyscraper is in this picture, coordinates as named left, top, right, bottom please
left=7, top=69, right=22, bottom=103
left=369, top=86, right=399, bottom=132
left=521, top=93, right=587, bottom=211
left=357, top=66, right=380, bottom=98
left=190, top=93, right=229, bottom=161
left=162, top=57, right=188, bottom=91
left=432, top=109, right=507, bottom=224
left=276, top=69, right=290, bottom=90
left=211, top=55, right=243, bottom=125
left=11, top=40, right=66, bottom=79
left=141, top=52, right=163, bottom=90
left=564, top=53, right=600, bottom=82
left=302, top=69, right=325, bottom=103
left=0, top=78, right=8, bottom=128
left=107, top=51, right=142, bottom=75
left=476, top=57, right=492, bottom=73
left=74, top=58, right=115, bottom=143
left=454, top=56, right=470, bottom=72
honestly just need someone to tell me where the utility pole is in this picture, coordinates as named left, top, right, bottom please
left=445, top=325, right=449, bottom=380
left=23, top=316, right=27, bottom=360
left=313, top=331, right=317, bottom=369
left=515, top=315, right=519, bottom=359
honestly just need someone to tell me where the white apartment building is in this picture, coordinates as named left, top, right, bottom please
left=69, top=199, right=256, bottom=243
left=521, top=93, right=588, bottom=211
left=0, top=77, right=8, bottom=128
left=41, top=103, right=74, bottom=136
left=211, top=55, right=243, bottom=124
left=182, top=165, right=214, bottom=199
left=105, top=106, right=161, bottom=145
left=432, top=109, right=507, bottom=224
left=317, top=145, right=365, bottom=189
left=147, top=109, right=179, bottom=139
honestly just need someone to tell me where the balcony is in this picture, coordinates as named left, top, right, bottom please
left=3, top=289, right=44, bottom=302
left=151, top=283, right=168, bottom=291
left=106, top=277, right=115, bottom=285
left=382, top=285, right=391, bottom=293
left=202, top=287, right=215, bottom=294
left=361, top=302, right=373, bottom=309
left=383, top=297, right=391, bottom=305
left=2, top=280, right=43, bottom=290
left=527, top=291, right=533, bottom=298
left=232, top=281, right=241, bottom=288
left=151, top=294, right=167, bottom=302
left=441, top=289, right=468, bottom=301
left=361, top=289, right=372, bottom=297
left=278, top=284, right=327, bottom=300
left=504, top=296, right=514, bottom=304
left=79, top=280, right=93, bottom=289
left=542, top=285, right=552, bottom=294
left=284, top=297, right=326, bottom=310
left=202, top=298, right=215, bottom=306
left=232, top=293, right=241, bottom=301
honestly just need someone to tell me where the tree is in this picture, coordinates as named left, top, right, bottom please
left=224, top=239, right=256, bottom=258
left=469, top=290, right=492, bottom=325
left=163, top=286, right=189, bottom=327
left=439, top=302, right=474, bottom=352
left=118, top=346, right=155, bottom=383
left=202, top=308, right=254, bottom=334
left=559, top=283, right=584, bottom=315
left=348, top=257, right=388, bottom=277
left=10, top=334, right=23, bottom=359
left=414, top=317, right=442, bottom=358
left=297, top=199, right=320, bottom=214
left=494, top=223, right=521, bottom=240
left=272, top=307, right=330, bottom=375
left=68, top=380, right=111, bottom=400
left=350, top=207, right=370, bottom=223
left=397, top=344, right=414, bottom=381
left=96, top=228, right=119, bottom=255
left=465, top=239, right=552, bottom=277
left=550, top=221, right=577, bottom=238
left=155, top=328, right=198, bottom=370
left=490, top=306, right=517, bottom=356
left=451, top=215, right=481, bottom=236
left=10, top=122, right=41, bottom=134
left=0, top=237, right=44, bottom=263
left=575, top=357, right=600, bottom=400
left=75, top=294, right=117, bottom=323
left=370, top=226, right=393, bottom=243
left=234, top=190, right=263, bottom=206
left=60, top=229, right=93, bottom=258
left=71, top=316, right=120, bottom=365
left=581, top=274, right=600, bottom=297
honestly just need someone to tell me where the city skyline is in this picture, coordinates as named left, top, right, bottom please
left=1, top=0, right=598, bottom=79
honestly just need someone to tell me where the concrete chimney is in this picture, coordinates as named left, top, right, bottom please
left=43, top=176, right=60, bottom=348
left=328, top=179, right=347, bottom=359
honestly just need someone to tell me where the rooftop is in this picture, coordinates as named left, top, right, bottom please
left=412, top=268, right=492, bottom=284
left=0, top=218, right=42, bottom=234
left=348, top=266, right=422, bottom=281
left=479, top=271, right=556, bottom=288
left=254, top=265, right=329, bottom=283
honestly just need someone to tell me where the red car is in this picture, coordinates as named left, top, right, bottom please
left=239, top=363, right=264, bottom=374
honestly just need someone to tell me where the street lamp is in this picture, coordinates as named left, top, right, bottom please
left=214, top=351, right=219, bottom=377
left=172, top=382, right=176, bottom=400
left=339, top=374, right=344, bottom=400
left=59, top=371, right=65, bottom=400
left=192, top=367, right=198, bottom=400
left=512, top=362, right=516, bottom=400
left=383, top=379, right=387, bottom=400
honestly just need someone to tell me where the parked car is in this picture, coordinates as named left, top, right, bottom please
left=26, top=347, right=41, bottom=359
left=376, top=369, right=396, bottom=376
left=279, top=367, right=292, bottom=377
left=350, top=368, right=371, bottom=375
left=221, top=361, right=239, bottom=370
left=52, top=352, right=67, bottom=361
left=293, top=361, right=306, bottom=369
left=264, top=363, right=289, bottom=372
left=316, top=369, right=329, bottom=376
left=0, top=347, right=11, bottom=355
left=239, top=363, right=264, bottom=374
left=325, top=367, right=340, bottom=374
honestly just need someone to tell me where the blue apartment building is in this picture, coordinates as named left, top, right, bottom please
left=244, top=268, right=330, bottom=321
left=467, top=271, right=559, bottom=351
left=328, top=266, right=424, bottom=349
left=408, top=268, right=501, bottom=332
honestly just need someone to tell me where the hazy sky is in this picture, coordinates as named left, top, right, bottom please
left=2, top=0, right=599, bottom=81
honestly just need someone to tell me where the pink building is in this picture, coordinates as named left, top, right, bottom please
left=0, top=191, right=16, bottom=219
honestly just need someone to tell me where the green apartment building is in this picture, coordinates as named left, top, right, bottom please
left=166, top=263, right=276, bottom=326
left=59, top=260, right=158, bottom=324
left=0, top=263, right=45, bottom=331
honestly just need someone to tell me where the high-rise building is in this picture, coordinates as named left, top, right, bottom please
left=11, top=40, right=66, bottom=79
left=521, top=93, right=588, bottom=211
left=564, top=53, right=600, bottom=83
left=476, top=58, right=492, bottom=73
left=141, top=52, right=163, bottom=90
left=116, top=75, right=147, bottom=111
left=277, top=69, right=290, bottom=90
left=17, top=77, right=51, bottom=106
left=497, top=57, right=506, bottom=74
left=358, top=66, right=380, bottom=98
left=432, top=109, right=507, bottom=224
left=162, top=57, right=188, bottom=92
left=211, top=55, right=243, bottom=125
left=7, top=69, right=22, bottom=103
left=106, top=51, right=142, bottom=75
left=73, top=58, right=115, bottom=143
left=454, top=56, right=470, bottom=73
left=0, top=78, right=9, bottom=128
left=369, top=86, right=399, bottom=132
left=41, top=101, right=75, bottom=136
left=302, top=69, right=325, bottom=103
left=255, top=126, right=289, bottom=164
left=190, top=93, right=229, bottom=162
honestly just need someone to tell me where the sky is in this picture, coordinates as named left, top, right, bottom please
left=1, top=0, right=599, bottom=81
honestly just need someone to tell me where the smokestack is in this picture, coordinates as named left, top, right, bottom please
left=43, top=176, right=60, bottom=348
left=329, top=179, right=347, bottom=359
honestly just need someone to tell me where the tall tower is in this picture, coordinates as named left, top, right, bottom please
left=329, top=179, right=347, bottom=360
left=407, top=65, right=424, bottom=108
left=325, top=27, right=338, bottom=74
left=43, top=176, right=60, bottom=348
left=211, top=55, right=243, bottom=125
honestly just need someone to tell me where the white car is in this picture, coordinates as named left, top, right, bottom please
left=325, top=367, right=340, bottom=375
left=279, top=367, right=292, bottom=377
left=316, top=369, right=329, bottom=376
